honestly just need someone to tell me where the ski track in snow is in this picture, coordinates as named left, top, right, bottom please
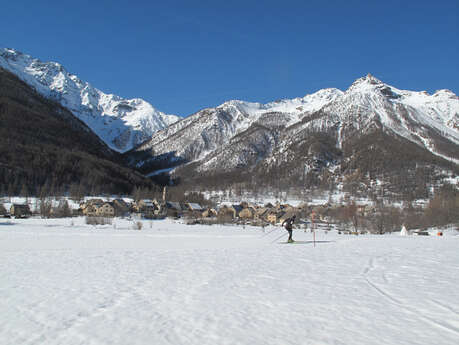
left=0, top=218, right=458, bottom=345
left=362, top=255, right=459, bottom=338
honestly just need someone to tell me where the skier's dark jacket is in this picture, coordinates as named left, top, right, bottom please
left=282, top=216, right=295, bottom=231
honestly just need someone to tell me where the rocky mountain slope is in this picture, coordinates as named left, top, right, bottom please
left=132, top=74, right=458, bottom=180
left=0, top=48, right=180, bottom=153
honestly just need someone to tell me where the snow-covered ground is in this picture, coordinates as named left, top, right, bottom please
left=1, top=218, right=458, bottom=345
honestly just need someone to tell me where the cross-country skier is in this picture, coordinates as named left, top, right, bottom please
left=282, top=215, right=296, bottom=243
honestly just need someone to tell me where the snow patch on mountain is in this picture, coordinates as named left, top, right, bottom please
left=0, top=48, right=180, bottom=152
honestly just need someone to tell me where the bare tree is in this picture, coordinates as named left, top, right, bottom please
left=39, top=198, right=52, bottom=218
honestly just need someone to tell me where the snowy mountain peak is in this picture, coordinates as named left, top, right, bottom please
left=433, top=89, right=458, bottom=99
left=347, top=73, right=390, bottom=94
left=350, top=73, right=384, bottom=86
left=0, top=47, right=180, bottom=153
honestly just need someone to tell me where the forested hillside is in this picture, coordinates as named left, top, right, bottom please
left=0, top=67, right=156, bottom=196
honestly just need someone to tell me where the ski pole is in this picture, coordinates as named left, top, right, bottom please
left=271, top=231, right=287, bottom=243
left=260, top=227, right=280, bottom=238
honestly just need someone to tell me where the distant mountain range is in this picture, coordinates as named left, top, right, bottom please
left=1, top=47, right=458, bottom=197
left=130, top=74, right=458, bottom=191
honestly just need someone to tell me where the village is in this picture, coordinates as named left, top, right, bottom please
left=3, top=197, right=308, bottom=224
left=77, top=198, right=313, bottom=226
left=1, top=194, right=390, bottom=234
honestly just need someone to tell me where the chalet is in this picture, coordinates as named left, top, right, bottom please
left=135, top=199, right=159, bottom=214
left=82, top=204, right=98, bottom=216
left=254, top=207, right=270, bottom=221
left=96, top=202, right=115, bottom=217
left=217, top=205, right=241, bottom=220
left=143, top=201, right=158, bottom=217
left=79, top=202, right=86, bottom=213
left=80, top=199, right=104, bottom=216
left=10, top=204, right=31, bottom=218
left=165, top=201, right=182, bottom=218
left=266, top=212, right=277, bottom=224
left=185, top=203, right=204, bottom=212
left=184, top=203, right=204, bottom=218
left=202, top=208, right=218, bottom=218
left=239, top=207, right=256, bottom=220
left=267, top=211, right=286, bottom=224
left=113, top=199, right=130, bottom=217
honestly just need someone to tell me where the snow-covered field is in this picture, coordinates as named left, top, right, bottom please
left=1, top=218, right=458, bottom=345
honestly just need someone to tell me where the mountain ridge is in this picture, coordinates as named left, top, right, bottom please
left=132, top=73, right=459, bottom=176
left=0, top=47, right=180, bottom=153
left=1, top=47, right=458, bottom=196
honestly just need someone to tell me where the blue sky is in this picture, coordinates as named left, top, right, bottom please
left=1, top=0, right=458, bottom=116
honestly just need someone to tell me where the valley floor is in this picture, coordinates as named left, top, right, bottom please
left=0, top=218, right=458, bottom=345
